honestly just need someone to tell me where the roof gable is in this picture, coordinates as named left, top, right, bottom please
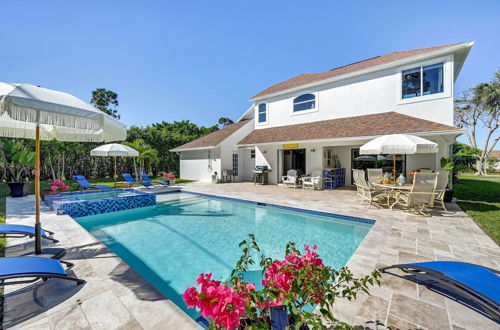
left=171, top=120, right=250, bottom=151
left=251, top=42, right=469, bottom=100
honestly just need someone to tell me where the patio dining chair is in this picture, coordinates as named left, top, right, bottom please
left=302, top=170, right=322, bottom=190
left=352, top=169, right=385, bottom=207
left=433, top=170, right=449, bottom=211
left=395, top=172, right=438, bottom=215
left=281, top=170, right=298, bottom=188
left=367, top=168, right=383, bottom=183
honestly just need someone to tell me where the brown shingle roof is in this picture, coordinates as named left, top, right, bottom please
left=251, top=42, right=465, bottom=99
left=237, top=112, right=460, bottom=145
left=171, top=120, right=249, bottom=151
left=488, top=150, right=500, bottom=159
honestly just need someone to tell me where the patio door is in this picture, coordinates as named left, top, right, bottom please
left=282, top=148, right=306, bottom=177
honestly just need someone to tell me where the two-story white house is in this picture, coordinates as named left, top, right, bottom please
left=172, top=42, right=474, bottom=184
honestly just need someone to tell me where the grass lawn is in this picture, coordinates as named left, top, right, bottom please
left=455, top=175, right=500, bottom=244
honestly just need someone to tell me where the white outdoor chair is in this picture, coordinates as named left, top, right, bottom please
left=282, top=169, right=298, bottom=188
left=433, top=170, right=449, bottom=211
left=396, top=172, right=438, bottom=215
left=367, top=168, right=383, bottom=183
left=352, top=169, right=385, bottom=207
left=302, top=170, right=322, bottom=190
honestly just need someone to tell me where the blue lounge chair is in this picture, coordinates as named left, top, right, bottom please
left=0, top=224, right=58, bottom=243
left=0, top=257, right=85, bottom=286
left=380, top=261, right=500, bottom=321
left=122, top=173, right=155, bottom=188
left=141, top=173, right=169, bottom=186
left=72, top=175, right=112, bottom=191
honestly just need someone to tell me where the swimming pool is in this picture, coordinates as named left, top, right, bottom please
left=75, top=192, right=374, bottom=324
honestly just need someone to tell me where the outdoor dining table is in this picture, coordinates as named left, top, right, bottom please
left=371, top=182, right=412, bottom=209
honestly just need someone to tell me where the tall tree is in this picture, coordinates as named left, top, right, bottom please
left=90, top=88, right=120, bottom=119
left=455, top=70, right=500, bottom=175
left=218, top=117, right=234, bottom=127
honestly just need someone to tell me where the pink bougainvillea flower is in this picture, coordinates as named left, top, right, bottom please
left=50, top=185, right=58, bottom=191
left=182, top=287, right=199, bottom=308
left=312, top=244, right=318, bottom=250
left=62, top=185, right=69, bottom=191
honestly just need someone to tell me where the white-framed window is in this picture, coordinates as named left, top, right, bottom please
left=250, top=149, right=255, bottom=159
left=402, top=62, right=444, bottom=99
left=232, top=153, right=239, bottom=176
left=257, top=103, right=267, bottom=123
left=293, top=93, right=316, bottom=112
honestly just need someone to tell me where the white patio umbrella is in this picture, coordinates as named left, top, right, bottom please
left=0, top=82, right=127, bottom=255
left=360, top=134, right=438, bottom=181
left=90, top=143, right=139, bottom=181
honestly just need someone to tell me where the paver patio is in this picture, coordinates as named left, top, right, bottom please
left=3, top=182, right=499, bottom=329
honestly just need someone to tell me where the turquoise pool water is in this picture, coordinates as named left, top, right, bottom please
left=64, top=190, right=140, bottom=201
left=75, top=192, right=373, bottom=322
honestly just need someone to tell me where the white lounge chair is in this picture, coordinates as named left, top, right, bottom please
left=433, top=170, right=449, bottom=211
left=396, top=172, right=438, bottom=215
left=282, top=169, right=298, bottom=188
left=352, top=169, right=385, bottom=207
left=302, top=170, right=322, bottom=190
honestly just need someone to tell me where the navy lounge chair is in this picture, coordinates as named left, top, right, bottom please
left=73, top=175, right=112, bottom=191
left=0, top=224, right=58, bottom=243
left=0, top=257, right=85, bottom=286
left=380, top=261, right=500, bottom=322
left=122, top=173, right=155, bottom=188
left=141, top=173, right=169, bottom=186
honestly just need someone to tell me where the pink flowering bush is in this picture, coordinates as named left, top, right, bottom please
left=50, top=179, right=70, bottom=193
left=183, top=235, right=380, bottom=329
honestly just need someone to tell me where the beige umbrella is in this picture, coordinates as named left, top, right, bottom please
left=91, top=143, right=139, bottom=182
left=360, top=134, right=439, bottom=181
left=0, top=83, right=127, bottom=255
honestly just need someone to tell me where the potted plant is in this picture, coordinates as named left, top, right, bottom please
left=183, top=235, right=380, bottom=329
left=1, top=140, right=36, bottom=197
left=41, top=179, right=70, bottom=201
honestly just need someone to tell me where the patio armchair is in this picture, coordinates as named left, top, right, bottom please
left=367, top=168, right=383, bottom=183
left=433, top=170, right=449, bottom=211
left=302, top=170, right=322, bottom=190
left=281, top=169, right=298, bottom=188
left=352, top=169, right=385, bottom=207
left=394, top=172, right=438, bottom=215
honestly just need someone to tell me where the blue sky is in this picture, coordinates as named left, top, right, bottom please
left=0, top=1, right=498, bottom=148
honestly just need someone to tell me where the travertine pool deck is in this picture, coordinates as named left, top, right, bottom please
left=3, top=182, right=499, bottom=329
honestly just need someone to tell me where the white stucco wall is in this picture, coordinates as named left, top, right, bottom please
left=254, top=54, right=455, bottom=129
left=219, top=120, right=255, bottom=181
left=179, top=148, right=221, bottom=182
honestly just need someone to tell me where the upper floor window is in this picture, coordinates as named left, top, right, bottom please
left=402, top=63, right=444, bottom=99
left=258, top=103, right=267, bottom=123
left=293, top=93, right=316, bottom=112
left=293, top=94, right=316, bottom=112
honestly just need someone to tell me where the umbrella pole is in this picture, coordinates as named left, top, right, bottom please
left=114, top=156, right=117, bottom=183
left=393, top=154, right=396, bottom=182
left=35, top=126, right=42, bottom=254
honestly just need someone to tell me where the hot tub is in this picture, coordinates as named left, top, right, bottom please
left=44, top=189, right=156, bottom=217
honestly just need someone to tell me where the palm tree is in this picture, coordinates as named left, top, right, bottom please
left=123, top=139, right=159, bottom=179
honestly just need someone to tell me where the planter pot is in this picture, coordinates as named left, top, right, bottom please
left=41, top=190, right=58, bottom=201
left=443, top=189, right=454, bottom=203
left=7, top=182, right=27, bottom=198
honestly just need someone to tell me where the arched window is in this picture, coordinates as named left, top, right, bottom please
left=258, top=103, right=267, bottom=123
left=293, top=93, right=316, bottom=112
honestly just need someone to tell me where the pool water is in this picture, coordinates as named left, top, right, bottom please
left=64, top=190, right=140, bottom=201
left=75, top=192, right=373, bottom=322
